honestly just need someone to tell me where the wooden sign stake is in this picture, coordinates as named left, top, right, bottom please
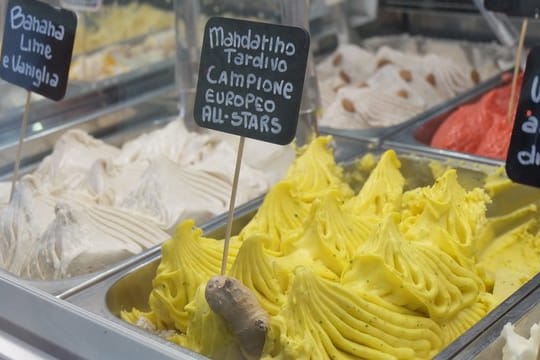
left=220, top=136, right=245, bottom=275
left=9, top=91, right=31, bottom=201
left=79, top=12, right=87, bottom=80
left=193, top=17, right=309, bottom=274
left=507, top=18, right=529, bottom=122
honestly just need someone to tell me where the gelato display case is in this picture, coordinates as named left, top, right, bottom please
left=2, top=0, right=540, bottom=359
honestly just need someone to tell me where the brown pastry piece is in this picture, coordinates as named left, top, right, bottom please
left=332, top=53, right=343, bottom=66
left=399, top=69, right=413, bottom=82
left=339, top=70, right=351, bottom=84
left=377, top=58, right=392, bottom=68
left=397, top=89, right=409, bottom=99
left=471, top=69, right=480, bottom=84
left=426, top=73, right=437, bottom=87
left=357, top=82, right=368, bottom=88
left=341, top=98, right=356, bottom=113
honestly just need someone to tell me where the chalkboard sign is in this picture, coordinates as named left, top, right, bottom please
left=485, top=0, right=540, bottom=17
left=61, top=0, right=102, bottom=11
left=193, top=17, right=310, bottom=145
left=0, top=0, right=77, bottom=101
left=506, top=46, right=540, bottom=186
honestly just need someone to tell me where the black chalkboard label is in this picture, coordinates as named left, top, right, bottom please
left=506, top=46, right=540, bottom=186
left=0, top=0, right=77, bottom=101
left=193, top=17, right=310, bottom=145
left=485, top=0, right=540, bottom=17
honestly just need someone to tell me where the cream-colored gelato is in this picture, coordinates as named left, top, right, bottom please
left=0, top=119, right=294, bottom=280
left=501, top=322, right=540, bottom=360
left=69, top=30, right=175, bottom=81
left=317, top=35, right=512, bottom=129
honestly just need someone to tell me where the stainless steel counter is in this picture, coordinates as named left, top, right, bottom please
left=0, top=270, right=204, bottom=359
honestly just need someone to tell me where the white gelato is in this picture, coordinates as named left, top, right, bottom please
left=501, top=322, right=540, bottom=360
left=317, top=35, right=512, bottom=130
left=0, top=119, right=295, bottom=280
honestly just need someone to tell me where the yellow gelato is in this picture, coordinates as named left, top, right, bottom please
left=121, top=136, right=540, bottom=359
left=73, top=4, right=173, bottom=55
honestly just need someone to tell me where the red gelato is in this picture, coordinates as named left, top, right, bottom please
left=431, top=77, right=521, bottom=160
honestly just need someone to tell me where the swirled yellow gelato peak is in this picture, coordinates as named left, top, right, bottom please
left=346, top=149, right=404, bottom=216
left=344, top=214, right=485, bottom=322
left=147, top=219, right=240, bottom=332
left=122, top=139, right=540, bottom=359
left=400, top=169, right=490, bottom=260
left=229, top=235, right=285, bottom=316
left=238, top=181, right=309, bottom=253
left=271, top=266, right=443, bottom=359
left=284, top=136, right=353, bottom=201
left=294, top=190, right=377, bottom=275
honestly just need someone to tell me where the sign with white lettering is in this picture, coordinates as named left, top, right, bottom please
left=193, top=17, right=310, bottom=145
left=506, top=46, right=540, bottom=186
left=485, top=0, right=540, bottom=17
left=60, top=0, right=102, bottom=12
left=0, top=0, right=77, bottom=101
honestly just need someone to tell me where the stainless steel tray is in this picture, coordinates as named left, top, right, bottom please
left=384, top=70, right=512, bottom=161
left=0, top=92, right=179, bottom=296
left=64, top=145, right=540, bottom=359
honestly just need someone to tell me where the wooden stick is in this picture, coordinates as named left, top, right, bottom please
left=9, top=91, right=32, bottom=201
left=79, top=12, right=87, bottom=80
left=220, top=136, right=245, bottom=275
left=507, top=18, right=528, bottom=123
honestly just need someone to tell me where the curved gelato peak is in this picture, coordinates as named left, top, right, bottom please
left=316, top=43, right=377, bottom=91
left=422, top=53, right=473, bottom=97
left=437, top=292, right=494, bottom=345
left=148, top=220, right=239, bottom=332
left=119, top=157, right=232, bottom=232
left=400, top=169, right=490, bottom=259
left=284, top=136, right=353, bottom=201
left=34, top=129, right=120, bottom=192
left=295, top=190, right=377, bottom=275
left=347, top=149, right=404, bottom=216
left=238, top=137, right=296, bottom=185
left=0, top=183, right=55, bottom=274
left=23, top=201, right=169, bottom=280
left=191, top=140, right=269, bottom=201
left=272, top=266, right=443, bottom=359
left=239, top=181, right=310, bottom=253
left=83, top=159, right=148, bottom=205
left=344, top=215, right=484, bottom=321
left=229, top=235, right=285, bottom=315
left=319, top=85, right=426, bottom=129
left=115, top=120, right=208, bottom=165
